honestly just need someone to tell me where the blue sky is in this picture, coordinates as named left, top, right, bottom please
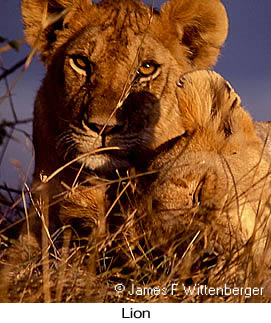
left=0, top=0, right=271, bottom=187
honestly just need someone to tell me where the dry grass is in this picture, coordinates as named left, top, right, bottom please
left=1, top=166, right=271, bottom=303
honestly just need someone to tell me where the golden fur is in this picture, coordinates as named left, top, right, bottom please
left=20, top=0, right=228, bottom=242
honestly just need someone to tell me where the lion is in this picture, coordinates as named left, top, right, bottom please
left=19, top=0, right=229, bottom=244
left=133, top=70, right=271, bottom=273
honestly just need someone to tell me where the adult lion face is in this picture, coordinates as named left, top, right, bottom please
left=22, top=0, right=228, bottom=174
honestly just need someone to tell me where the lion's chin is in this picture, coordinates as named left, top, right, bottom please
left=77, top=153, right=132, bottom=173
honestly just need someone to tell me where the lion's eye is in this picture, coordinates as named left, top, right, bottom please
left=137, top=61, right=158, bottom=77
left=69, top=56, right=91, bottom=76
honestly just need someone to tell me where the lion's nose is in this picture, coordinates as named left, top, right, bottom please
left=85, top=121, right=122, bottom=136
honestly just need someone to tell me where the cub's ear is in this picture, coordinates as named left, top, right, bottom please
left=203, top=71, right=255, bottom=139
left=21, top=0, right=92, bottom=61
left=160, top=0, right=228, bottom=68
left=215, top=78, right=242, bottom=117
left=217, top=79, right=256, bottom=139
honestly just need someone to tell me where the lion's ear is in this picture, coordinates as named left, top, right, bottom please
left=215, top=78, right=242, bottom=116
left=212, top=75, right=257, bottom=139
left=160, top=0, right=228, bottom=68
left=21, top=0, right=92, bottom=61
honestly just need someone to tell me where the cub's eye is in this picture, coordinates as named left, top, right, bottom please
left=69, top=56, right=91, bottom=76
left=137, top=61, right=159, bottom=77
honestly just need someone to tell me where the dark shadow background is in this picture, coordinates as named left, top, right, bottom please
left=0, top=0, right=270, bottom=188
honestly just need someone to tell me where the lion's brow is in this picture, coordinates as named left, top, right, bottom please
left=96, top=3, right=149, bottom=38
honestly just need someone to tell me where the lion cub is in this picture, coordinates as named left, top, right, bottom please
left=135, top=70, right=271, bottom=265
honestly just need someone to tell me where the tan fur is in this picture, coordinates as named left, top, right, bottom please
left=20, top=0, right=228, bottom=242
left=136, top=70, right=271, bottom=264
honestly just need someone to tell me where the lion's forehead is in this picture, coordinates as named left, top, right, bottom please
left=70, top=1, right=152, bottom=39
left=96, top=2, right=151, bottom=35
left=66, top=4, right=157, bottom=66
